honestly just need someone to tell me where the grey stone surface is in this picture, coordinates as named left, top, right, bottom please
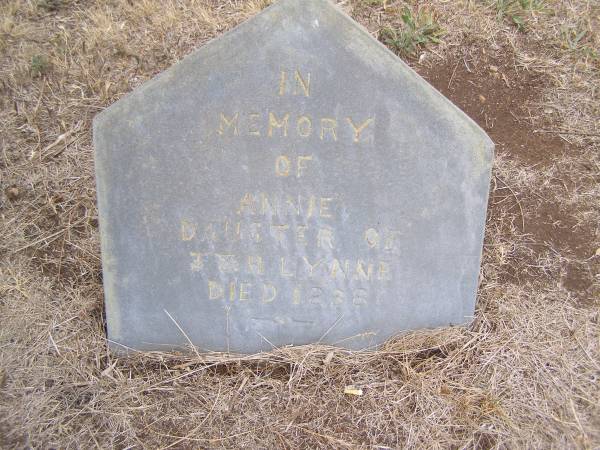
left=93, top=0, right=494, bottom=353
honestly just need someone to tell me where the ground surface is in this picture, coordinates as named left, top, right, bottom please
left=0, top=0, right=599, bottom=448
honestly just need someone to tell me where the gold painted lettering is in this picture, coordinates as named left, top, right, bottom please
left=217, top=112, right=239, bottom=136
left=285, top=195, right=300, bottom=216
left=278, top=70, right=287, bottom=96
left=296, top=226, right=308, bottom=245
left=330, top=258, right=348, bottom=279
left=262, top=283, right=277, bottom=303
left=239, top=283, right=251, bottom=301
left=303, top=257, right=323, bottom=277
left=346, top=117, right=373, bottom=143
left=279, top=70, right=311, bottom=97
left=292, top=286, right=301, bottom=305
left=307, top=195, right=316, bottom=218
left=238, top=193, right=257, bottom=215
left=224, top=220, right=241, bottom=242
left=320, top=118, right=337, bottom=141
left=353, top=288, right=368, bottom=305
left=280, top=257, right=294, bottom=278
left=268, top=112, right=289, bottom=137
left=275, top=155, right=291, bottom=177
left=294, top=70, right=311, bottom=96
left=208, top=281, right=224, bottom=300
left=215, top=254, right=239, bottom=274
left=309, top=286, right=323, bottom=304
left=250, top=222, right=262, bottom=243
left=365, top=228, right=379, bottom=248
left=260, top=193, right=275, bottom=215
left=319, top=197, right=333, bottom=218
left=229, top=282, right=236, bottom=302
left=181, top=219, right=197, bottom=241
left=297, top=115, right=312, bottom=137
left=318, top=227, right=334, bottom=249
left=384, top=230, right=400, bottom=251
left=248, top=112, right=261, bottom=136
left=190, top=252, right=204, bottom=272
left=333, top=289, right=345, bottom=304
left=247, top=255, right=264, bottom=275
left=201, top=223, right=217, bottom=243
left=297, top=155, right=313, bottom=178
left=355, top=260, right=373, bottom=281
left=271, top=224, right=289, bottom=244
left=378, top=261, right=391, bottom=280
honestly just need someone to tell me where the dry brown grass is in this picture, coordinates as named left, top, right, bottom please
left=1, top=0, right=598, bottom=448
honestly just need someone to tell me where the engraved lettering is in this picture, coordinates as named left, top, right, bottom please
left=320, top=118, right=337, bottom=141
left=238, top=193, right=257, bottom=215
left=346, top=117, right=373, bottom=143
left=309, top=286, right=323, bottom=304
left=355, top=260, right=373, bottom=281
left=215, top=254, right=239, bottom=274
left=280, top=257, right=294, bottom=278
left=353, top=288, right=368, bottom=305
left=294, top=70, right=311, bottom=97
left=292, top=286, right=301, bottom=305
left=250, top=222, right=262, bottom=242
left=217, top=112, right=239, bottom=136
left=262, top=283, right=277, bottom=303
left=190, top=252, right=204, bottom=272
left=275, top=155, right=291, bottom=177
left=365, top=228, right=379, bottom=248
left=247, top=255, right=264, bottom=275
left=318, top=227, right=334, bottom=249
left=297, top=115, right=312, bottom=137
left=297, top=155, right=313, bottom=178
left=247, top=112, right=261, bottom=136
left=229, top=281, right=236, bottom=301
left=271, top=224, right=289, bottom=244
left=208, top=281, right=224, bottom=300
left=239, top=282, right=251, bottom=301
left=333, top=289, right=345, bottom=304
left=319, top=197, right=333, bottom=218
left=303, top=257, right=323, bottom=277
left=378, top=261, right=391, bottom=280
left=181, top=219, right=197, bottom=241
left=278, top=70, right=287, bottom=96
left=330, top=258, right=348, bottom=279
left=296, top=226, right=308, bottom=245
left=268, top=112, right=289, bottom=137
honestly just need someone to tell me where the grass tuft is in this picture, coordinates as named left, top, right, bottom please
left=491, top=0, right=550, bottom=31
left=379, top=7, right=444, bottom=57
left=30, top=54, right=50, bottom=77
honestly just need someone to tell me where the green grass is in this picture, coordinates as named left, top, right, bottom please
left=492, top=0, right=549, bottom=31
left=30, top=55, right=50, bottom=77
left=378, top=7, right=444, bottom=57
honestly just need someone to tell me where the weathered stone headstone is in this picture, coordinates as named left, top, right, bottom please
left=94, top=0, right=494, bottom=353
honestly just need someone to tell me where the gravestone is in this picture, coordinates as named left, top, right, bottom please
left=93, top=0, right=494, bottom=353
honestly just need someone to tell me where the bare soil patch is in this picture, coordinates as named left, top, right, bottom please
left=420, top=50, right=598, bottom=303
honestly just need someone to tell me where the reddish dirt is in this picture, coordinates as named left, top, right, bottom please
left=417, top=50, right=598, bottom=303
left=422, top=53, right=566, bottom=166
